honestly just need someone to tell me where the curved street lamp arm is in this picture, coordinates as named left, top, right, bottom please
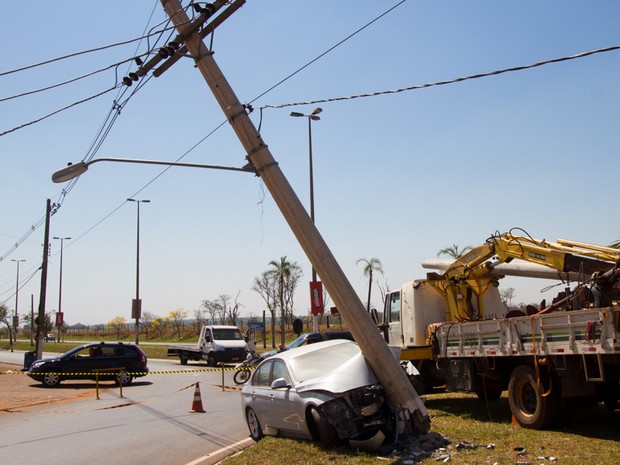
left=52, top=157, right=256, bottom=183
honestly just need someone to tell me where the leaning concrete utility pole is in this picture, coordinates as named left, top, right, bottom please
left=160, top=0, right=429, bottom=433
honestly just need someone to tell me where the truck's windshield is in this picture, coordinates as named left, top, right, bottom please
left=212, top=328, right=243, bottom=340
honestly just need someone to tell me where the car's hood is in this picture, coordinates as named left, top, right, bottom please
left=295, top=351, right=378, bottom=394
left=33, top=356, right=61, bottom=364
left=28, top=356, right=61, bottom=369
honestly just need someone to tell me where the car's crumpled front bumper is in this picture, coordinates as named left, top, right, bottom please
left=317, top=384, right=394, bottom=450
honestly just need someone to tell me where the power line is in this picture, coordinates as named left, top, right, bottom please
left=0, top=85, right=120, bottom=138
left=0, top=17, right=180, bottom=78
left=249, top=0, right=407, bottom=105
left=0, top=54, right=150, bottom=104
left=260, top=45, right=620, bottom=110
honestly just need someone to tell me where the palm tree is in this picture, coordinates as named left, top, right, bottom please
left=610, top=239, right=620, bottom=249
left=268, top=256, right=298, bottom=346
left=437, top=244, right=473, bottom=259
left=356, top=257, right=384, bottom=313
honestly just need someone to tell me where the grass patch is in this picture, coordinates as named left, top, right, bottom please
left=222, top=392, right=619, bottom=465
left=4, top=341, right=171, bottom=360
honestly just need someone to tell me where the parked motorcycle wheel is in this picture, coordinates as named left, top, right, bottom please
left=234, top=367, right=251, bottom=385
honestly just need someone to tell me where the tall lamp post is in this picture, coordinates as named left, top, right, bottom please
left=11, top=259, right=25, bottom=352
left=52, top=236, right=71, bottom=342
left=290, top=107, right=323, bottom=332
left=127, top=198, right=150, bottom=345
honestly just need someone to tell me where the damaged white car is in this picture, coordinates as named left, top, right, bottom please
left=240, top=339, right=397, bottom=450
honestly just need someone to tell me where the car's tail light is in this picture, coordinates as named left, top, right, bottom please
left=138, top=350, right=147, bottom=368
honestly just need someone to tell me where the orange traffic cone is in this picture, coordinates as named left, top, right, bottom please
left=189, top=382, right=206, bottom=413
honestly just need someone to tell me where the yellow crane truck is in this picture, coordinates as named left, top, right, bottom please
left=381, top=230, right=620, bottom=428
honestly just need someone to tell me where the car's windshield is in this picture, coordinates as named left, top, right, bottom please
left=62, top=345, right=89, bottom=358
left=212, top=328, right=243, bottom=340
left=286, top=334, right=307, bottom=349
left=288, top=342, right=360, bottom=382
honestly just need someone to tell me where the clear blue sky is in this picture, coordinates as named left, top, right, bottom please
left=1, top=1, right=619, bottom=325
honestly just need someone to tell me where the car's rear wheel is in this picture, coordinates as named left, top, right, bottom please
left=309, top=407, right=341, bottom=448
left=115, top=371, right=133, bottom=386
left=42, top=372, right=61, bottom=387
left=245, top=407, right=264, bottom=441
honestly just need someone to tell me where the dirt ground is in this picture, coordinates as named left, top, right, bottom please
left=0, top=362, right=111, bottom=413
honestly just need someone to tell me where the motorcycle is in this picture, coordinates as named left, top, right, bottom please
left=233, top=350, right=263, bottom=385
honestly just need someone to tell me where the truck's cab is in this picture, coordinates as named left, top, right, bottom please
left=199, top=325, right=248, bottom=366
left=383, top=279, right=508, bottom=352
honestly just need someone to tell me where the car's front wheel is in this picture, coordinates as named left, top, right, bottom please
left=42, top=372, right=61, bottom=387
left=115, top=371, right=133, bottom=386
left=245, top=407, right=264, bottom=441
left=309, top=407, right=341, bottom=448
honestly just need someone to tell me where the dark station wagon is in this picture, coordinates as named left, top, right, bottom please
left=27, top=342, right=149, bottom=387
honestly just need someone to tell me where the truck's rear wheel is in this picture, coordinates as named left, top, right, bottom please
left=508, top=365, right=559, bottom=429
left=180, top=355, right=188, bottom=365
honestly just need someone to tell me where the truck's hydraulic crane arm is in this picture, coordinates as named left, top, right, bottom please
left=428, top=231, right=620, bottom=321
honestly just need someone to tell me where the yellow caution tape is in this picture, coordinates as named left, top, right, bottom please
left=1, top=367, right=241, bottom=376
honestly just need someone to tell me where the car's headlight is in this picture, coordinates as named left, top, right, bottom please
left=30, top=361, right=45, bottom=369
left=212, top=343, right=224, bottom=351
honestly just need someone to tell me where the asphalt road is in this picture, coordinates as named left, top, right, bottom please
left=0, top=350, right=254, bottom=465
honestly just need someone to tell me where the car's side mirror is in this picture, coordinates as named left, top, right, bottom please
left=271, top=378, right=290, bottom=389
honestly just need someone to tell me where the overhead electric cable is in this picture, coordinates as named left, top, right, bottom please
left=261, top=45, right=620, bottom=110
left=0, top=86, right=119, bottom=138
left=249, top=0, right=407, bottom=104
left=0, top=17, right=181, bottom=77
left=0, top=54, right=149, bottom=103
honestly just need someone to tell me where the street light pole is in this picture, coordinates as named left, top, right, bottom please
left=52, top=236, right=71, bottom=342
left=127, top=198, right=150, bottom=344
left=291, top=108, right=323, bottom=332
left=11, top=259, right=25, bottom=352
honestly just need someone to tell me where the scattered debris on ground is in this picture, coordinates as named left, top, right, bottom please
left=379, top=433, right=561, bottom=464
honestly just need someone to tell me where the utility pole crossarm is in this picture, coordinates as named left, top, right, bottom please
left=160, top=0, right=429, bottom=434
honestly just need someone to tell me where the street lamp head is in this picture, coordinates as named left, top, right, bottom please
left=290, top=108, right=323, bottom=119
left=52, top=162, right=89, bottom=183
